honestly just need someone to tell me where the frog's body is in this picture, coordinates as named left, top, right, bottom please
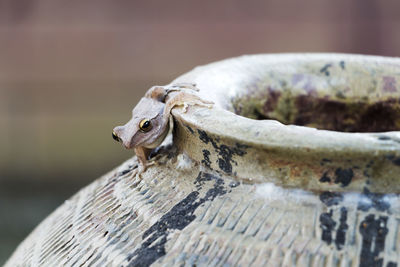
left=112, top=83, right=213, bottom=173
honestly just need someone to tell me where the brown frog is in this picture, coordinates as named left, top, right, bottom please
left=112, top=83, right=213, bottom=174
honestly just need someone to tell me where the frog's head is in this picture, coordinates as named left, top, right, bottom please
left=112, top=97, right=169, bottom=149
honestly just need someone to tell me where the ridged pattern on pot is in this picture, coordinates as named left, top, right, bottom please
left=5, top=153, right=400, bottom=266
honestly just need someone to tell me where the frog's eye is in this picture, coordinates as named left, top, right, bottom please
left=139, top=119, right=152, bottom=132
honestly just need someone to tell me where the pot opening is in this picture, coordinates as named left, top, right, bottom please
left=232, top=91, right=400, bottom=132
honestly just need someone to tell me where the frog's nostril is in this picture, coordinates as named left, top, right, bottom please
left=112, top=131, right=121, bottom=142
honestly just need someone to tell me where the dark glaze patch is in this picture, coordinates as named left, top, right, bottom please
left=359, top=215, right=389, bottom=267
left=386, top=155, right=400, bottom=166
left=319, top=193, right=349, bottom=250
left=320, top=210, right=336, bottom=245
left=319, top=172, right=331, bottom=183
left=217, top=145, right=237, bottom=174
left=358, top=188, right=390, bottom=212
left=263, top=87, right=282, bottom=114
left=116, top=164, right=137, bottom=177
left=201, top=149, right=212, bottom=168
left=197, top=129, right=249, bottom=174
left=319, top=191, right=343, bottom=206
left=339, top=61, right=345, bottom=70
left=377, top=135, right=391, bottom=141
left=319, top=168, right=354, bottom=187
left=198, top=129, right=218, bottom=148
left=229, top=181, right=240, bottom=188
left=335, top=207, right=348, bottom=250
left=119, top=169, right=132, bottom=176
left=184, top=124, right=195, bottom=134
left=334, top=168, right=353, bottom=187
left=320, top=63, right=333, bottom=76
left=194, top=171, right=215, bottom=189
left=127, top=172, right=226, bottom=267
left=387, top=262, right=398, bottom=267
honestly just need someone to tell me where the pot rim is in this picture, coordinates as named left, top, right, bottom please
left=171, top=53, right=400, bottom=193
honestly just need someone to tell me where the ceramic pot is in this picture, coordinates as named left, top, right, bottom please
left=6, top=54, right=400, bottom=267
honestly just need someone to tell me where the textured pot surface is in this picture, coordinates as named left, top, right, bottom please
left=5, top=54, right=400, bottom=266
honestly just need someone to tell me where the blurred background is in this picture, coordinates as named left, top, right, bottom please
left=1, top=0, right=400, bottom=263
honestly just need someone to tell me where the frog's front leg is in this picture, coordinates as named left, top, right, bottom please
left=165, top=91, right=214, bottom=114
left=182, top=97, right=214, bottom=112
left=134, top=146, right=153, bottom=175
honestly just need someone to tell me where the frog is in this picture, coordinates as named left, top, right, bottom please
left=112, top=83, right=213, bottom=174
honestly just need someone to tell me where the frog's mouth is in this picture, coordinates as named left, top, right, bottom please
left=143, top=122, right=170, bottom=149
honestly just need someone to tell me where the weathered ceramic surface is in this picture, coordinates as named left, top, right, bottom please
left=173, top=54, right=400, bottom=193
left=5, top=54, right=400, bottom=266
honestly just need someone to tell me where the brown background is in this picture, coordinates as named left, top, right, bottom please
left=1, top=0, right=400, bottom=264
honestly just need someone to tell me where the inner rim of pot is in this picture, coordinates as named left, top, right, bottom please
left=179, top=53, right=400, bottom=133
left=232, top=89, right=400, bottom=132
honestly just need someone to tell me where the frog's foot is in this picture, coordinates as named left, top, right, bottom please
left=182, top=98, right=214, bottom=113
left=135, top=161, right=156, bottom=179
